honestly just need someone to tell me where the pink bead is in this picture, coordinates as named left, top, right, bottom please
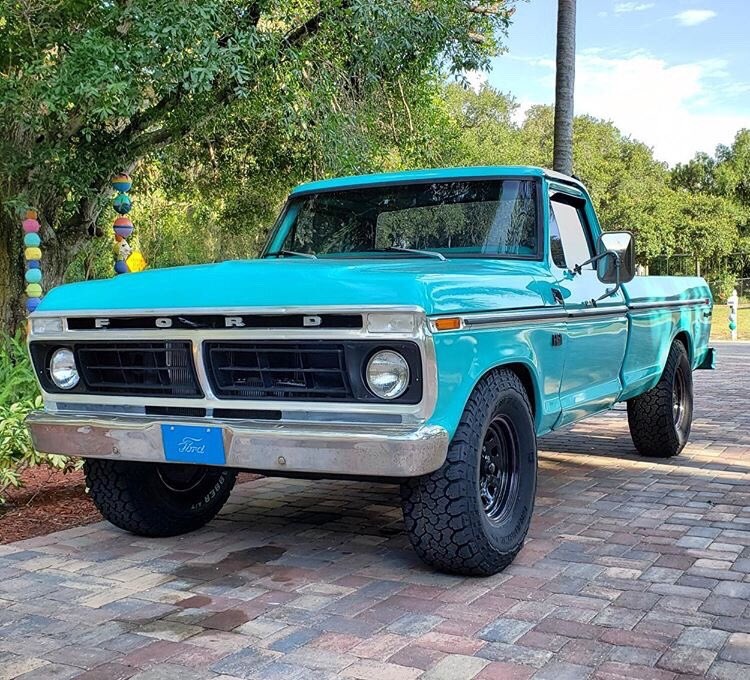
left=23, top=219, right=40, bottom=233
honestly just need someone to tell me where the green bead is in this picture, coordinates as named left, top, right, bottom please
left=729, top=321, right=737, bottom=331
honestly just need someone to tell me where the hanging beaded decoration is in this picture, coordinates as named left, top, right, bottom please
left=22, top=210, right=42, bottom=313
left=112, top=172, right=134, bottom=275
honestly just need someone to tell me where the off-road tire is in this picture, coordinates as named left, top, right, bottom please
left=401, top=370, right=537, bottom=576
left=85, top=459, right=237, bottom=537
left=627, top=339, right=693, bottom=458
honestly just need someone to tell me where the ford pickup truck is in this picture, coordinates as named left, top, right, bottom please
left=26, top=167, right=714, bottom=575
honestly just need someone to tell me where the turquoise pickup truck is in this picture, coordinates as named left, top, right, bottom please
left=27, top=166, right=714, bottom=575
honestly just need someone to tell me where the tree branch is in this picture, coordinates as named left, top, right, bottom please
left=129, top=6, right=348, bottom=155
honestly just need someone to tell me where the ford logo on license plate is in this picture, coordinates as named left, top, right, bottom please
left=161, top=424, right=226, bottom=465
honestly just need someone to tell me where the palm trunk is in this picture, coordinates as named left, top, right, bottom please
left=553, top=0, right=576, bottom=176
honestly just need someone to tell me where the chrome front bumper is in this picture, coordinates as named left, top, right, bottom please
left=26, top=412, right=449, bottom=478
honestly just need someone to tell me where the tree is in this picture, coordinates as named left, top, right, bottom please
left=0, top=0, right=516, bottom=331
left=553, top=0, right=576, bottom=175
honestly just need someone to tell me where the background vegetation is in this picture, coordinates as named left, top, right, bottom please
left=65, top=85, right=750, bottom=306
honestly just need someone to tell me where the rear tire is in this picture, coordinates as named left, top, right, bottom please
left=85, top=459, right=237, bottom=537
left=400, top=370, right=537, bottom=576
left=627, top=340, right=693, bottom=458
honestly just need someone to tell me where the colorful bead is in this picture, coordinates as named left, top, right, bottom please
left=114, top=259, right=129, bottom=274
left=23, top=232, right=41, bottom=247
left=25, top=269, right=42, bottom=284
left=112, top=173, right=132, bottom=193
left=26, top=283, right=43, bottom=298
left=22, top=209, right=43, bottom=314
left=113, top=216, right=134, bottom=239
left=113, top=193, right=132, bottom=215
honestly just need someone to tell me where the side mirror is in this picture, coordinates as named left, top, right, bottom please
left=597, top=231, right=635, bottom=285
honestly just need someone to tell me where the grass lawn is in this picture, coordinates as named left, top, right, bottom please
left=711, top=306, right=750, bottom=341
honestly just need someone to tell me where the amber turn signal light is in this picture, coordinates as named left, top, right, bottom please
left=434, top=317, right=461, bottom=331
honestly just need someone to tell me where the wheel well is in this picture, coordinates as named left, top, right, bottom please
left=673, top=330, right=692, bottom=363
left=488, top=362, right=537, bottom=419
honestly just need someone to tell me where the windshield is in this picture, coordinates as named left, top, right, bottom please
left=271, top=179, right=539, bottom=259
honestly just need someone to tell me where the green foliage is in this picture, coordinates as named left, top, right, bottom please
left=0, top=332, right=37, bottom=407
left=0, top=332, right=74, bottom=503
left=709, top=273, right=738, bottom=304
left=673, top=128, right=750, bottom=268
left=0, top=0, right=517, bottom=326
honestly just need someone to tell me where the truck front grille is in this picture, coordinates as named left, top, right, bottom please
left=75, top=342, right=201, bottom=397
left=204, top=341, right=353, bottom=401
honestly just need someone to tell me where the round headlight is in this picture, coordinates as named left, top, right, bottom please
left=50, top=348, right=79, bottom=390
left=366, top=350, right=410, bottom=400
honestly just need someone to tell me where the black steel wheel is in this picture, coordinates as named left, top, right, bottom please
left=480, top=416, right=520, bottom=524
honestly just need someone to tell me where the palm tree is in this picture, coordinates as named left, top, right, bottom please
left=553, top=0, right=576, bottom=175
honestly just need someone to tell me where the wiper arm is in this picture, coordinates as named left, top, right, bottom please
left=381, top=246, right=446, bottom=261
left=267, top=249, right=318, bottom=259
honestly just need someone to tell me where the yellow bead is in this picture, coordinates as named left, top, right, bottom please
left=25, top=247, right=42, bottom=260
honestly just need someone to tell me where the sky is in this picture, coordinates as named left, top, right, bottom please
left=479, top=0, right=750, bottom=166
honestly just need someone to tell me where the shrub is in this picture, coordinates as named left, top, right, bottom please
left=0, top=332, right=38, bottom=407
left=709, top=273, right=737, bottom=304
left=0, top=332, right=75, bottom=502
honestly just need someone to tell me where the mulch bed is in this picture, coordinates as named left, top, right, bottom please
left=0, top=467, right=260, bottom=545
left=0, top=466, right=100, bottom=544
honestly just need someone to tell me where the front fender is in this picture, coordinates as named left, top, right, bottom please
left=430, top=324, right=564, bottom=439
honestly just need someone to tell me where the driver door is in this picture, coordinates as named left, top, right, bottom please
left=549, top=191, right=628, bottom=427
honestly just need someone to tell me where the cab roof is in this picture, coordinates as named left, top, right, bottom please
left=290, top=166, right=586, bottom=196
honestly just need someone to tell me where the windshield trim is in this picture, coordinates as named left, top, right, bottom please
left=262, top=176, right=545, bottom=262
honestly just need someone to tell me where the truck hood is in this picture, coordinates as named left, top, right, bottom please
left=37, top=258, right=548, bottom=316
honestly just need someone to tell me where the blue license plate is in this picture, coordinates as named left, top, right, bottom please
left=161, top=424, right=226, bottom=465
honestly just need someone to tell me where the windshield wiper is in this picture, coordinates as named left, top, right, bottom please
left=267, top=249, right=318, bottom=259
left=380, top=246, right=446, bottom=261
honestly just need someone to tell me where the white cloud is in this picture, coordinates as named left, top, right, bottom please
left=674, top=9, right=717, bottom=26
left=575, top=51, right=746, bottom=164
left=614, top=2, right=655, bottom=14
left=521, top=50, right=749, bottom=165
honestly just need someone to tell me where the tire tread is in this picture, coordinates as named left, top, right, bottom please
left=627, top=340, right=692, bottom=458
left=401, top=370, right=535, bottom=576
left=84, top=459, right=237, bottom=537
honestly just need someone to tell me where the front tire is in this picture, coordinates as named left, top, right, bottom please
left=401, top=370, right=537, bottom=576
left=627, top=339, right=693, bottom=458
left=85, top=459, right=237, bottom=537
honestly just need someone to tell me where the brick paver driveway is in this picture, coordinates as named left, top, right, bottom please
left=1, top=341, right=749, bottom=680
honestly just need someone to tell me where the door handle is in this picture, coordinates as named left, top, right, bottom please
left=551, top=288, right=564, bottom=305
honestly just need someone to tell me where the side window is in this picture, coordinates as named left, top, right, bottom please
left=550, top=198, right=594, bottom=270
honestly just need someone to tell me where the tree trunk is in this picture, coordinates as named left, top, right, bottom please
left=553, top=0, right=576, bottom=176
left=0, top=211, right=88, bottom=335
left=0, top=215, right=26, bottom=334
